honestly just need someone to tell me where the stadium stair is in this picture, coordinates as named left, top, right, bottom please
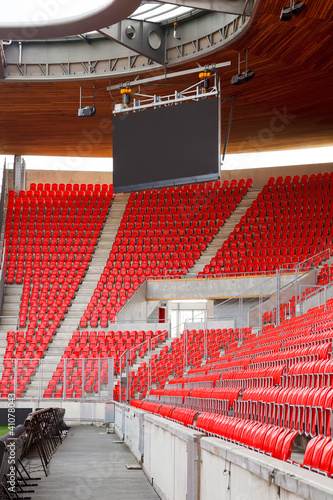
left=22, top=193, right=130, bottom=398
left=191, top=188, right=261, bottom=277
left=0, top=284, right=23, bottom=361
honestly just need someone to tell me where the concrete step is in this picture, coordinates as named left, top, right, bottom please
left=187, top=187, right=261, bottom=277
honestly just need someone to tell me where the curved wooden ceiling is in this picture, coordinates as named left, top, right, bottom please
left=0, top=0, right=332, bottom=157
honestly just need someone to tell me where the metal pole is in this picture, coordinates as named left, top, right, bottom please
left=126, top=350, right=130, bottom=403
left=119, top=353, right=122, bottom=402
left=259, top=284, right=262, bottom=334
left=98, top=358, right=101, bottom=400
left=221, top=95, right=235, bottom=163
left=239, top=295, right=243, bottom=344
left=295, top=265, right=298, bottom=317
left=14, top=359, right=17, bottom=399
left=324, top=286, right=327, bottom=308
left=148, top=340, right=151, bottom=392
left=63, top=358, right=67, bottom=400
left=39, top=359, right=43, bottom=400
left=184, top=324, right=188, bottom=373
left=204, top=320, right=207, bottom=362
left=108, top=358, right=114, bottom=401
left=82, top=358, right=85, bottom=399
left=276, top=269, right=280, bottom=326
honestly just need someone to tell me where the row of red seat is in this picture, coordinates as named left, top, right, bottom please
left=29, top=182, right=113, bottom=194
left=236, top=386, right=333, bottom=437
left=302, top=435, right=333, bottom=477
left=134, top=308, right=331, bottom=402
left=202, top=173, right=333, bottom=277
left=1, top=186, right=113, bottom=397
left=44, top=330, right=168, bottom=398
left=80, top=180, right=250, bottom=326
left=195, top=413, right=298, bottom=461
left=130, top=400, right=198, bottom=427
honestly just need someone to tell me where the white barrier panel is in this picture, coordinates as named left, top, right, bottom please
left=200, top=437, right=333, bottom=500
left=115, top=403, right=144, bottom=462
left=143, top=414, right=202, bottom=500
left=114, top=403, right=333, bottom=500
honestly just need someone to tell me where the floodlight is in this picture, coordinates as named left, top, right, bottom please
left=280, top=1, right=305, bottom=21
left=231, top=70, right=255, bottom=85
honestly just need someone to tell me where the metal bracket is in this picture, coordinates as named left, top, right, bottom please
left=0, top=44, right=5, bottom=80
left=99, top=20, right=166, bottom=66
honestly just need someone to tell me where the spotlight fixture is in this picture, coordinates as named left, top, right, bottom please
left=231, top=70, right=255, bottom=85
left=231, top=50, right=255, bottom=86
left=280, top=1, right=305, bottom=21
left=78, top=105, right=96, bottom=117
left=78, top=86, right=96, bottom=117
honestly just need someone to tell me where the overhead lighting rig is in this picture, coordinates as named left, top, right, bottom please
left=114, top=64, right=221, bottom=115
left=280, top=1, right=305, bottom=21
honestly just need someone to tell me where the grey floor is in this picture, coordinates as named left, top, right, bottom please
left=23, top=426, right=160, bottom=500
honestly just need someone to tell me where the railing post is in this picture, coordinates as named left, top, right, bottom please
left=148, top=340, right=151, bottom=393
left=63, top=358, right=67, bottom=400
left=82, top=358, right=85, bottom=399
left=259, top=283, right=263, bottom=334
left=13, top=359, right=17, bottom=399
left=295, top=264, right=298, bottom=317
left=125, top=350, right=130, bottom=403
left=276, top=268, right=280, bottom=326
left=204, top=320, right=207, bottom=362
left=39, top=358, right=43, bottom=400
left=239, top=295, right=243, bottom=344
left=98, top=358, right=101, bottom=400
left=184, top=325, right=188, bottom=373
left=108, top=357, right=114, bottom=400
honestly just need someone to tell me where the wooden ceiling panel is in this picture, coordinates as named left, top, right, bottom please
left=0, top=0, right=332, bottom=157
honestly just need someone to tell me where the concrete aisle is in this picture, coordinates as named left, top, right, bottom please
left=29, top=426, right=160, bottom=500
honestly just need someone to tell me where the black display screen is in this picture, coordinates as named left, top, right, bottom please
left=113, top=97, right=220, bottom=192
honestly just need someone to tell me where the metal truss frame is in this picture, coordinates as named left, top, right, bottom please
left=113, top=70, right=220, bottom=115
left=0, top=7, right=253, bottom=81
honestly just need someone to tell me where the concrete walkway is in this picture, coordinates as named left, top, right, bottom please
left=29, top=426, right=160, bottom=500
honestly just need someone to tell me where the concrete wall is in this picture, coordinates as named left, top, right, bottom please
left=147, top=273, right=299, bottom=300
left=116, top=281, right=148, bottom=322
left=200, top=438, right=333, bottom=500
left=186, top=320, right=235, bottom=331
left=115, top=403, right=333, bottom=500
left=215, top=298, right=257, bottom=330
left=221, top=162, right=333, bottom=189
left=115, top=403, right=201, bottom=500
left=25, top=169, right=112, bottom=189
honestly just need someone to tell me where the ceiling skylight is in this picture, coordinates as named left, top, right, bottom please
left=130, top=2, right=195, bottom=23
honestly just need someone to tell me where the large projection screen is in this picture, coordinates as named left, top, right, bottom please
left=113, top=96, right=220, bottom=193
